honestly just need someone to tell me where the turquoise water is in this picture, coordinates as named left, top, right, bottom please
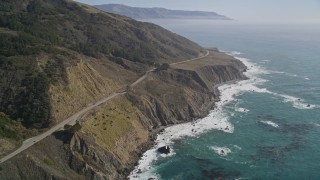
left=131, top=21, right=320, bottom=180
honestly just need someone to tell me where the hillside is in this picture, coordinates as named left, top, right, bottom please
left=95, top=4, right=232, bottom=20
left=0, top=0, right=204, bottom=129
left=0, top=49, right=247, bottom=179
left=0, top=0, right=247, bottom=179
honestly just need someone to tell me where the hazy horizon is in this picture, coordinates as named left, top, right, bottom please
left=74, top=0, right=320, bottom=24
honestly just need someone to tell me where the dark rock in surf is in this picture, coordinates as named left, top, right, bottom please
left=157, top=146, right=170, bottom=154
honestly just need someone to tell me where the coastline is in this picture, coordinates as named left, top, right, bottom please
left=128, top=49, right=319, bottom=179
left=128, top=50, right=251, bottom=179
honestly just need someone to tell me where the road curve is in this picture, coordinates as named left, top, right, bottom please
left=130, top=50, right=209, bottom=88
left=0, top=50, right=209, bottom=164
left=0, top=92, right=126, bottom=164
left=170, top=50, right=209, bottom=66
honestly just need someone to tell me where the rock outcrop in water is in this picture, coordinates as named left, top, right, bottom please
left=0, top=49, right=247, bottom=179
left=0, top=0, right=246, bottom=179
left=157, top=146, right=171, bottom=154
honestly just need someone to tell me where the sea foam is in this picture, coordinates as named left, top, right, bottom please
left=235, top=107, right=250, bottom=113
left=129, top=50, right=318, bottom=179
left=211, top=146, right=232, bottom=156
left=228, top=52, right=318, bottom=110
left=129, top=52, right=266, bottom=179
left=260, top=121, right=279, bottom=128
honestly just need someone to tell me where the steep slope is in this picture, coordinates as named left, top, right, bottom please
left=0, top=0, right=204, bottom=128
left=0, top=50, right=247, bottom=180
left=0, top=0, right=205, bottom=158
left=0, top=1, right=247, bottom=179
left=0, top=0, right=203, bottom=62
left=95, top=4, right=232, bottom=20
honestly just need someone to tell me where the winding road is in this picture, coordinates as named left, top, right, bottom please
left=0, top=50, right=209, bottom=164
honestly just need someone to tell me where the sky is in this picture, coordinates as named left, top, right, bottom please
left=74, top=0, right=320, bottom=23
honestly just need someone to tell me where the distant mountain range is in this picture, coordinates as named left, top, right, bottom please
left=95, top=4, right=232, bottom=20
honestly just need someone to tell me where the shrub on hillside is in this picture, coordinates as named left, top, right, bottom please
left=65, top=121, right=82, bottom=134
left=156, top=63, right=170, bottom=71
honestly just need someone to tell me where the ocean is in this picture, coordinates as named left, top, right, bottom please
left=130, top=20, right=320, bottom=180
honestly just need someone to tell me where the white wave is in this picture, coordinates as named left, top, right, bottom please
left=236, top=57, right=270, bottom=77
left=260, top=121, right=279, bottom=128
left=223, top=50, right=242, bottom=56
left=231, top=51, right=242, bottom=55
left=275, top=93, right=317, bottom=110
left=267, top=70, right=285, bottom=74
left=305, top=77, right=310, bottom=80
left=234, top=56, right=318, bottom=110
left=259, top=60, right=271, bottom=64
left=261, top=70, right=299, bottom=78
left=279, top=72, right=298, bottom=77
left=233, top=145, right=242, bottom=150
left=129, top=112, right=234, bottom=179
left=312, top=123, right=320, bottom=127
left=235, top=107, right=250, bottom=113
left=211, top=146, right=232, bottom=156
left=129, top=53, right=267, bottom=179
left=129, top=50, right=318, bottom=179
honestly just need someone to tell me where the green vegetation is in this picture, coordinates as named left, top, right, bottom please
left=43, top=157, right=54, bottom=166
left=0, top=112, right=23, bottom=140
left=0, top=0, right=201, bottom=61
left=156, top=63, right=170, bottom=71
left=0, top=112, right=37, bottom=140
left=64, top=124, right=72, bottom=130
left=83, top=97, right=138, bottom=150
left=0, top=58, right=54, bottom=128
left=0, top=0, right=203, bottom=130
left=64, top=121, right=82, bottom=133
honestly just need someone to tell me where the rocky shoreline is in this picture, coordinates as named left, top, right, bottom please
left=127, top=62, right=248, bottom=179
left=0, top=50, right=247, bottom=180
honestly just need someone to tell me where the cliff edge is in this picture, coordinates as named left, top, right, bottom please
left=0, top=49, right=247, bottom=179
left=0, top=0, right=246, bottom=179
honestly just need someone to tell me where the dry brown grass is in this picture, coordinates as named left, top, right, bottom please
left=0, top=138, right=19, bottom=157
left=171, top=49, right=237, bottom=70
left=82, top=96, right=147, bottom=151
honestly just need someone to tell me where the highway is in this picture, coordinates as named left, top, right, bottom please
left=0, top=92, right=126, bottom=164
left=0, top=50, right=209, bottom=164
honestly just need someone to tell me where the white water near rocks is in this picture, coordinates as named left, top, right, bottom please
left=129, top=51, right=270, bottom=179
left=129, top=47, right=320, bottom=179
left=127, top=22, right=320, bottom=180
left=260, top=121, right=279, bottom=128
left=211, top=146, right=232, bottom=156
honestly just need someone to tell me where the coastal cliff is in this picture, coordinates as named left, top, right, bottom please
left=0, top=49, right=247, bottom=179
left=0, top=0, right=203, bottom=157
left=0, top=0, right=246, bottom=179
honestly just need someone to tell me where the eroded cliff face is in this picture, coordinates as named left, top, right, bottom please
left=0, top=50, right=247, bottom=180
left=126, top=50, right=247, bottom=128
left=49, top=57, right=134, bottom=123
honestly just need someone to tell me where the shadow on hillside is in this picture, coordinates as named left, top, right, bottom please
left=53, top=130, right=74, bottom=144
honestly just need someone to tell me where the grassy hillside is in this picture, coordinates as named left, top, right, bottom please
left=0, top=0, right=204, bottom=129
